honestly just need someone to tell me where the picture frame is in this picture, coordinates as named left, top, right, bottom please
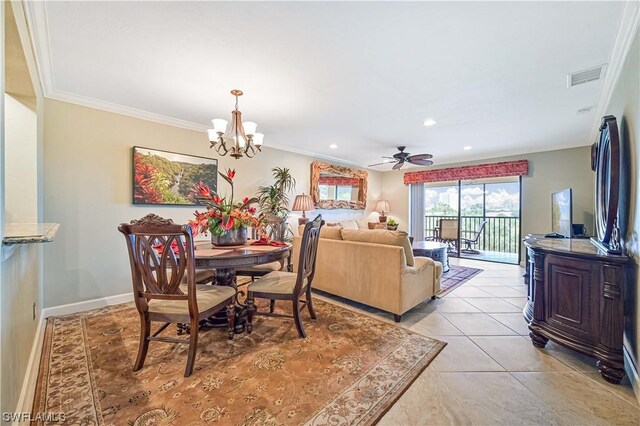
left=132, top=146, right=218, bottom=206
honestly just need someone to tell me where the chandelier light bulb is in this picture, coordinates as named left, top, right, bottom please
left=243, top=121, right=257, bottom=136
left=253, top=133, right=264, bottom=146
left=212, top=119, right=228, bottom=134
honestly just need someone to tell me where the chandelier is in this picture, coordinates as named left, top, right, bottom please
left=207, top=90, right=263, bottom=159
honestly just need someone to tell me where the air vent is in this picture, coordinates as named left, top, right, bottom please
left=567, top=65, right=606, bottom=88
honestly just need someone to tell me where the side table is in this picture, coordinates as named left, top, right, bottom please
left=412, top=241, right=449, bottom=272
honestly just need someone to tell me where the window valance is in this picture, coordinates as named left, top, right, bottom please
left=403, top=160, right=528, bottom=185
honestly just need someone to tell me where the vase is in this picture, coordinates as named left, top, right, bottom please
left=211, top=227, right=248, bottom=246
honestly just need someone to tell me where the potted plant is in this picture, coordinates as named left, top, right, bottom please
left=387, top=217, right=399, bottom=231
left=189, top=168, right=262, bottom=246
left=256, top=167, right=296, bottom=241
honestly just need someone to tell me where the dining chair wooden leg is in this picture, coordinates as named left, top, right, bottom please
left=292, top=299, right=307, bottom=338
left=269, top=299, right=276, bottom=313
left=184, top=318, right=199, bottom=377
left=246, top=292, right=255, bottom=334
left=133, top=313, right=150, bottom=371
left=226, top=303, right=235, bottom=339
left=306, top=286, right=317, bottom=320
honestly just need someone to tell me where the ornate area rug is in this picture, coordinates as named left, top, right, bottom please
left=436, top=265, right=484, bottom=298
left=33, top=298, right=445, bottom=425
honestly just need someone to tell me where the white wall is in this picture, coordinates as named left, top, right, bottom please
left=1, top=0, right=44, bottom=416
left=604, top=28, right=639, bottom=379
left=43, top=98, right=382, bottom=308
left=381, top=146, right=596, bottom=257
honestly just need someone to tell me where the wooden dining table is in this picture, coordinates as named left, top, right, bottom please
left=192, top=240, right=292, bottom=333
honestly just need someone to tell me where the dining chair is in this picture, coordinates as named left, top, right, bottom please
left=118, top=213, right=236, bottom=377
left=237, top=214, right=289, bottom=283
left=245, top=214, right=324, bottom=338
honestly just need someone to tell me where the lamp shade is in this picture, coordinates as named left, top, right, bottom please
left=375, top=200, right=390, bottom=213
left=292, top=194, right=314, bottom=212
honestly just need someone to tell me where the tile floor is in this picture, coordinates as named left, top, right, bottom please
left=316, top=258, right=640, bottom=425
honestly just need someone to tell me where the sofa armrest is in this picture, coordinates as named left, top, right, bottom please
left=402, top=256, right=434, bottom=275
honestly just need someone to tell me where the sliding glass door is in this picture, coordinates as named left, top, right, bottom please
left=420, top=177, right=521, bottom=264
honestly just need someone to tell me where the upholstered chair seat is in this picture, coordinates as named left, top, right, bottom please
left=148, top=285, right=235, bottom=316
left=247, top=271, right=297, bottom=294
left=181, top=269, right=215, bottom=284
left=237, top=261, right=282, bottom=273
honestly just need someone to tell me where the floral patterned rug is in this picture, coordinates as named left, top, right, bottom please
left=33, top=298, right=445, bottom=425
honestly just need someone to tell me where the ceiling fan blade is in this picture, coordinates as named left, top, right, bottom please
left=407, top=153, right=433, bottom=161
left=408, top=159, right=434, bottom=166
left=392, top=161, right=404, bottom=170
left=368, top=161, right=397, bottom=167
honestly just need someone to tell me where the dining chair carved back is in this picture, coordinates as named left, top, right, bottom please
left=239, top=214, right=290, bottom=281
left=118, top=213, right=236, bottom=377
left=246, top=214, right=324, bottom=338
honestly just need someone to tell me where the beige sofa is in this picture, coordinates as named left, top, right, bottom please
left=293, top=227, right=442, bottom=321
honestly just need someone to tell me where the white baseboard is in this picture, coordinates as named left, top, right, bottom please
left=14, top=314, right=45, bottom=418
left=624, top=346, right=640, bottom=405
left=41, top=292, right=133, bottom=318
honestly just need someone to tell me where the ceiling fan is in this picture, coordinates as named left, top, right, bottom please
left=369, top=146, right=434, bottom=170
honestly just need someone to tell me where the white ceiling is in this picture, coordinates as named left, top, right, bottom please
left=28, top=1, right=627, bottom=169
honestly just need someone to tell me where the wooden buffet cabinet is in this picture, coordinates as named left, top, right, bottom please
left=523, top=235, right=629, bottom=384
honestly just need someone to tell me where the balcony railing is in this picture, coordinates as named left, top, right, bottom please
left=425, top=215, right=520, bottom=254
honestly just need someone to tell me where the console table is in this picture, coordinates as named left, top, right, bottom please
left=412, top=241, right=449, bottom=272
left=523, top=234, right=629, bottom=384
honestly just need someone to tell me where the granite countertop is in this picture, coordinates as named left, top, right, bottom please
left=3, top=223, right=60, bottom=245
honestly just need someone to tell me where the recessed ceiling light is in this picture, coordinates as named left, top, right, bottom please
left=463, top=146, right=472, bottom=150
left=423, top=119, right=437, bottom=127
left=329, top=144, right=338, bottom=149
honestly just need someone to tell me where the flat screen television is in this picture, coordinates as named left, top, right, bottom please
left=551, top=188, right=573, bottom=238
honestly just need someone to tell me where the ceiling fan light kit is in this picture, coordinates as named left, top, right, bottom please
left=369, top=146, right=434, bottom=170
left=208, top=90, right=263, bottom=159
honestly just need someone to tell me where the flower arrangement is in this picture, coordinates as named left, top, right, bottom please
left=189, top=168, right=262, bottom=239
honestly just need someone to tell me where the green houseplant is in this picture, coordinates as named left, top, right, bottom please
left=386, top=217, right=399, bottom=231
left=256, top=167, right=296, bottom=241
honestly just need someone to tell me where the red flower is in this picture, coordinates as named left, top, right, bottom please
left=195, top=181, right=211, bottom=198
left=243, top=197, right=249, bottom=204
left=248, top=207, right=256, bottom=215
left=221, top=216, right=235, bottom=230
left=226, top=169, right=236, bottom=180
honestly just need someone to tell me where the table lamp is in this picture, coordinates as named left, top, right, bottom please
left=375, top=200, right=390, bottom=223
left=292, top=193, right=314, bottom=225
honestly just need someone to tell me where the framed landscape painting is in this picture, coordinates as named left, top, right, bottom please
left=132, top=146, right=218, bottom=206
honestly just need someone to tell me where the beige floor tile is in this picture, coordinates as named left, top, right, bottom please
left=490, top=313, right=530, bottom=335
left=512, top=371, right=640, bottom=425
left=438, top=372, right=568, bottom=425
left=430, top=336, right=504, bottom=372
left=431, top=297, right=482, bottom=313
left=463, top=297, right=524, bottom=313
left=471, top=336, right=573, bottom=371
left=543, top=341, right=599, bottom=372
left=466, top=277, right=507, bottom=287
left=476, top=285, right=527, bottom=297
left=583, top=372, right=639, bottom=407
left=402, top=311, right=464, bottom=336
left=501, top=296, right=528, bottom=309
left=441, top=313, right=517, bottom=336
left=449, top=286, right=493, bottom=298
left=378, top=372, right=472, bottom=425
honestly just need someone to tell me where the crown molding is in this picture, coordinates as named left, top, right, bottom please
left=588, top=1, right=640, bottom=144
left=22, top=0, right=53, bottom=97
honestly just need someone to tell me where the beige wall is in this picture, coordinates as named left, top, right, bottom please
left=381, top=145, right=595, bottom=257
left=605, top=28, right=639, bottom=376
left=43, top=98, right=382, bottom=308
left=4, top=94, right=37, bottom=221
left=1, top=1, right=44, bottom=417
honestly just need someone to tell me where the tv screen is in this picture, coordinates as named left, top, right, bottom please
left=551, top=188, right=573, bottom=238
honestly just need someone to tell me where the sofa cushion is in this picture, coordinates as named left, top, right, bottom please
left=341, top=229, right=415, bottom=266
left=298, top=224, right=343, bottom=240
left=338, top=220, right=359, bottom=230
